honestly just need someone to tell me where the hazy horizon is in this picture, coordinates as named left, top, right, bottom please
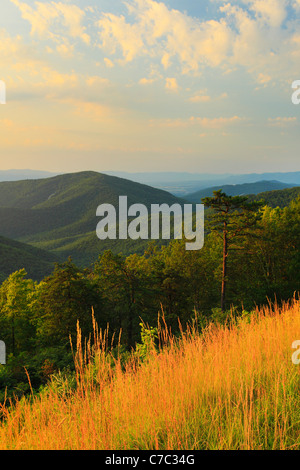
left=0, top=0, right=299, bottom=174
left=2, top=168, right=300, bottom=177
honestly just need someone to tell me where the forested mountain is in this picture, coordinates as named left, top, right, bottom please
left=247, top=186, right=300, bottom=208
left=0, top=235, right=58, bottom=282
left=0, top=171, right=184, bottom=265
left=0, top=173, right=299, bottom=408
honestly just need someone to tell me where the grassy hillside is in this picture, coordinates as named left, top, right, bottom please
left=185, top=180, right=296, bottom=202
left=0, top=298, right=299, bottom=450
left=0, top=236, right=59, bottom=281
left=0, top=171, right=184, bottom=265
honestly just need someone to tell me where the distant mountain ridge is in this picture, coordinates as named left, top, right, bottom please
left=0, top=169, right=60, bottom=182
left=104, top=171, right=300, bottom=196
left=2, top=169, right=300, bottom=196
left=185, top=180, right=297, bottom=202
left=105, top=170, right=300, bottom=184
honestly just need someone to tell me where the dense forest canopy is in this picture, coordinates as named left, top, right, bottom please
left=0, top=193, right=299, bottom=400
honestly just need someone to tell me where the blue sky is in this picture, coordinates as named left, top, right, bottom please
left=0, top=0, right=299, bottom=174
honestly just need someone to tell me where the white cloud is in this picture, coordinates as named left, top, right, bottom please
left=247, top=0, right=288, bottom=28
left=95, top=0, right=300, bottom=86
left=9, top=0, right=300, bottom=87
left=97, top=12, right=145, bottom=63
left=96, top=0, right=233, bottom=72
left=10, top=0, right=90, bottom=44
left=219, top=1, right=300, bottom=83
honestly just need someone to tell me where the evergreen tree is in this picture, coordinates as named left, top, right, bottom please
left=203, top=190, right=263, bottom=311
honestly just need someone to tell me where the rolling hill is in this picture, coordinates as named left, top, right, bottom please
left=1, top=170, right=299, bottom=271
left=0, top=236, right=59, bottom=282
left=247, top=186, right=300, bottom=208
left=185, top=180, right=297, bottom=202
left=0, top=171, right=185, bottom=266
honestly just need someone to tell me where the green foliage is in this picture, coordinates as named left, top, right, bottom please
left=135, top=323, right=158, bottom=362
left=247, top=187, right=300, bottom=208
left=33, top=258, right=103, bottom=347
left=0, top=171, right=184, bottom=267
left=0, top=189, right=299, bottom=402
left=0, top=236, right=57, bottom=282
left=40, top=368, right=77, bottom=399
left=202, top=190, right=263, bottom=311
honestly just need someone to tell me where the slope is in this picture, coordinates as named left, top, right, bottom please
left=0, top=171, right=185, bottom=266
left=247, top=186, right=300, bottom=208
left=0, top=236, right=59, bottom=282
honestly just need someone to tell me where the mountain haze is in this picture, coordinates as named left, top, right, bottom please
left=0, top=169, right=60, bottom=182
left=104, top=171, right=300, bottom=195
left=185, top=181, right=296, bottom=202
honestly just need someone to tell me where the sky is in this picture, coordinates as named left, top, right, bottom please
left=0, top=0, right=299, bottom=174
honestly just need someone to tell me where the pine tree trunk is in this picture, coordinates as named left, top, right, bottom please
left=221, top=223, right=228, bottom=312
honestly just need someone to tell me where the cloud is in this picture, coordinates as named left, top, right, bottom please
left=165, top=77, right=179, bottom=92
left=56, top=41, right=74, bottom=58
left=85, top=76, right=110, bottom=87
left=0, top=29, right=31, bottom=66
left=268, top=117, right=298, bottom=127
left=96, top=0, right=233, bottom=72
left=219, top=1, right=300, bottom=82
left=189, top=94, right=211, bottom=103
left=10, top=0, right=90, bottom=44
left=190, top=116, right=244, bottom=129
left=66, top=99, right=113, bottom=121
left=150, top=115, right=245, bottom=129
left=97, top=12, right=145, bottom=63
left=104, top=58, right=114, bottom=68
left=257, top=73, right=272, bottom=84
left=94, top=0, right=300, bottom=87
left=139, top=77, right=155, bottom=85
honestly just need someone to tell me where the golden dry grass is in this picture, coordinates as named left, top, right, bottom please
left=0, top=298, right=300, bottom=450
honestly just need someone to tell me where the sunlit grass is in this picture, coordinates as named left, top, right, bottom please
left=0, top=298, right=300, bottom=450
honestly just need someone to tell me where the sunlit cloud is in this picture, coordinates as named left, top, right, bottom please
left=11, top=0, right=90, bottom=43
left=165, top=77, right=179, bottom=93
left=1, top=0, right=299, bottom=173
